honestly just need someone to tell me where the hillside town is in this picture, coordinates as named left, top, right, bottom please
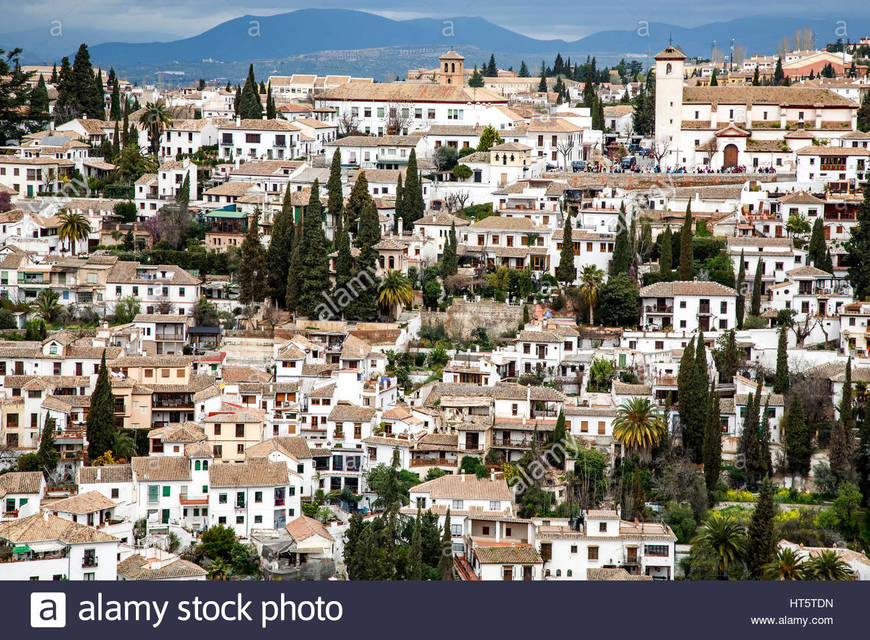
left=2, top=29, right=870, bottom=584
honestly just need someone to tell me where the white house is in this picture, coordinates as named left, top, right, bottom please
left=638, top=280, right=738, bottom=333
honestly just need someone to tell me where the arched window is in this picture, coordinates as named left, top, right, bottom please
left=203, top=460, right=209, bottom=470
left=451, top=63, right=455, bottom=72
left=494, top=153, right=500, bottom=162
left=556, top=569, right=562, bottom=576
left=194, top=460, right=201, bottom=470
left=567, top=569, right=573, bottom=577
left=666, top=63, right=672, bottom=74
left=444, top=63, right=448, bottom=72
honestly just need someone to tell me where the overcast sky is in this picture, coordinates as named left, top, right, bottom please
left=3, top=1, right=868, bottom=41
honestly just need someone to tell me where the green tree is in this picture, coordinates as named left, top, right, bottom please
left=393, top=174, right=404, bottom=234
left=807, top=217, right=826, bottom=267
left=659, top=226, right=672, bottom=272
left=440, top=222, right=458, bottom=277
left=57, top=210, right=92, bottom=255
left=0, top=48, right=37, bottom=142
left=29, top=75, right=50, bottom=121
left=518, top=61, right=529, bottom=77
left=858, top=90, right=870, bottom=132
left=407, top=511, right=423, bottom=580
left=267, top=190, right=294, bottom=307
left=745, top=478, right=777, bottom=579
left=555, top=215, right=576, bottom=284
left=36, top=417, right=59, bottom=476
left=86, top=352, right=116, bottom=462
left=141, top=101, right=172, bottom=156
left=784, top=392, right=812, bottom=477
left=691, top=513, right=746, bottom=580
left=773, top=57, right=785, bottom=85
left=750, top=259, right=763, bottom=316
left=476, top=125, right=504, bottom=152
left=200, top=524, right=236, bottom=562
left=468, top=65, right=484, bottom=87
left=613, top=397, right=666, bottom=462
left=538, top=69, right=547, bottom=92
left=763, top=547, right=806, bottom=580
left=678, top=204, right=693, bottom=280
left=735, top=250, right=746, bottom=328
left=596, top=273, right=639, bottom=327
left=346, top=171, right=371, bottom=234
left=237, top=210, right=267, bottom=304
left=773, top=326, right=789, bottom=394
left=702, top=381, right=722, bottom=500
left=830, top=357, right=857, bottom=483
left=114, top=296, right=140, bottom=324
left=298, top=181, right=331, bottom=318
left=238, top=64, right=263, bottom=119
left=332, top=225, right=352, bottom=319
left=378, top=271, right=413, bottom=320
left=846, top=184, right=870, bottom=299
left=110, top=75, right=121, bottom=120
left=327, top=149, right=343, bottom=227
left=347, top=200, right=381, bottom=321
left=578, top=265, right=604, bottom=325
left=857, top=409, right=870, bottom=506
left=438, top=509, right=454, bottom=580
left=402, top=150, right=425, bottom=228
left=759, top=398, right=772, bottom=478
left=485, top=54, right=498, bottom=77
left=803, top=549, right=854, bottom=581
left=265, top=84, right=276, bottom=119
left=612, top=202, right=631, bottom=275
left=683, top=333, right=710, bottom=463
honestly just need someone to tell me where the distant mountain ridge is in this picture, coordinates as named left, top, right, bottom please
left=6, top=9, right=870, bottom=79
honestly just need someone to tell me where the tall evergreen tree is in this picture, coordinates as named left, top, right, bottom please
left=858, top=90, right=870, bottom=133
left=393, top=174, right=404, bottom=234
left=347, top=200, right=381, bottom=321
left=830, top=357, right=857, bottom=482
left=346, top=171, right=371, bottom=236
left=485, top=54, right=498, bottom=77
left=846, top=184, right=870, bottom=299
left=784, top=393, right=812, bottom=477
left=407, top=511, right=423, bottom=580
left=285, top=223, right=301, bottom=313
left=237, top=210, right=267, bottom=304
left=746, top=478, right=777, bottom=578
left=750, top=259, right=763, bottom=316
left=773, top=326, right=789, bottom=394
left=735, top=250, right=746, bottom=329
left=773, top=57, right=785, bottom=85
left=684, top=332, right=710, bottom=462
left=856, top=409, right=870, bottom=505
left=759, top=398, right=772, bottom=477
left=678, top=203, right=693, bottom=280
left=326, top=148, right=343, bottom=230
left=110, top=75, right=121, bottom=121
left=86, top=352, right=116, bottom=462
left=612, top=202, right=631, bottom=276
left=468, top=66, right=484, bottom=88
left=37, top=417, right=59, bottom=476
left=50, top=63, right=58, bottom=84
left=440, top=222, right=458, bottom=277
left=538, top=69, right=547, bottom=92
left=54, top=56, right=77, bottom=124
left=266, top=189, right=295, bottom=306
left=238, top=64, right=263, bottom=119
left=72, top=44, right=102, bottom=119
left=29, top=75, right=50, bottom=120
left=93, top=68, right=105, bottom=118
left=111, top=120, right=120, bottom=161
left=677, top=336, right=696, bottom=443
left=265, top=83, right=276, bottom=119
left=402, top=151, right=425, bottom=228
left=332, top=224, right=353, bottom=318
left=518, top=60, right=529, bottom=77
left=659, top=225, right=672, bottom=272
left=807, top=217, right=826, bottom=267
left=556, top=215, right=576, bottom=284
left=438, top=509, right=454, bottom=580
left=297, top=180, right=331, bottom=317
left=702, top=381, right=722, bottom=500
left=740, top=377, right=765, bottom=486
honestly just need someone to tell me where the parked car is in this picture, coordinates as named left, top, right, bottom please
left=571, top=160, right=588, bottom=172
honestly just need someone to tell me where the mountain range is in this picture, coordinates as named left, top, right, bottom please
left=5, top=9, right=870, bottom=81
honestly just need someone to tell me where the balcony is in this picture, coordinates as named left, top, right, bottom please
left=82, top=558, right=98, bottom=568
left=645, top=305, right=673, bottom=315
left=410, top=457, right=456, bottom=467
left=155, top=330, right=185, bottom=341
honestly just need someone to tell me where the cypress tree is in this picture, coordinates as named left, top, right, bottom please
left=677, top=336, right=696, bottom=441
left=678, top=203, right=693, bottom=280
left=556, top=215, right=576, bottom=283
left=121, top=97, right=130, bottom=146
left=37, top=417, right=60, bottom=475
left=538, top=70, right=547, bottom=93
left=346, top=172, right=371, bottom=236
left=750, top=259, right=763, bottom=316
left=111, top=120, right=120, bottom=161
left=846, top=184, right=870, bottom=298
left=486, top=54, right=498, bottom=77
left=298, top=180, right=331, bottom=318
left=347, top=200, right=381, bottom=321
left=438, top=508, right=454, bottom=580
left=440, top=222, right=458, bottom=277
left=468, top=66, right=484, bottom=87
left=807, top=217, right=826, bottom=267
left=518, top=61, right=529, bottom=77
left=238, top=210, right=267, bottom=304
left=93, top=69, right=105, bottom=119
left=266, top=189, right=295, bottom=306
left=735, top=250, right=746, bottom=329
left=830, top=357, right=857, bottom=482
left=659, top=226, right=672, bottom=273
left=612, top=202, right=631, bottom=275
left=86, top=352, right=116, bottom=462
left=773, top=326, right=789, bottom=394
left=407, top=511, right=423, bottom=580
left=746, top=478, right=777, bottom=578
left=285, top=223, right=301, bottom=313
left=326, top=148, right=343, bottom=229
left=393, top=174, right=404, bottom=234
left=685, top=332, right=709, bottom=462
left=403, top=151, right=425, bottom=228
left=266, top=83, right=276, bottom=119
left=332, top=224, right=353, bottom=318
left=29, top=75, right=50, bottom=120
left=740, top=377, right=764, bottom=486
left=54, top=56, right=76, bottom=123
left=784, top=393, right=812, bottom=477
left=759, top=398, right=772, bottom=477
left=238, top=64, right=263, bottom=119
left=50, top=63, right=57, bottom=84
left=820, top=247, right=834, bottom=274
left=702, top=381, right=722, bottom=500
left=110, top=75, right=121, bottom=120
left=856, top=410, right=870, bottom=505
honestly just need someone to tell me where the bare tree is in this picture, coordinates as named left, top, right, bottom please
left=444, top=191, right=470, bottom=214
left=385, top=103, right=412, bottom=135
left=557, top=136, right=576, bottom=170
left=649, top=138, right=672, bottom=169
left=699, top=137, right=718, bottom=167
left=338, top=112, right=360, bottom=136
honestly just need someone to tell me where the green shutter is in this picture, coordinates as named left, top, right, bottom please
left=162, top=486, right=170, bottom=497
left=148, top=485, right=159, bottom=502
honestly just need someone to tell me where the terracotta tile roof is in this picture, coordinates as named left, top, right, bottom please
left=0, top=471, right=43, bottom=497
left=245, top=436, right=311, bottom=461
left=117, top=554, right=208, bottom=579
left=683, top=86, right=857, bottom=107
left=474, top=545, right=542, bottom=564
left=410, top=473, right=512, bottom=501
left=285, top=514, right=334, bottom=542
left=46, top=490, right=116, bottom=515
left=777, top=190, right=825, bottom=205
left=340, top=334, right=371, bottom=360
left=208, top=459, right=289, bottom=487
left=639, top=280, right=738, bottom=298
left=79, top=464, right=132, bottom=484
left=131, top=456, right=191, bottom=482
left=148, top=422, right=206, bottom=443
left=319, top=83, right=507, bottom=104
left=328, top=401, right=376, bottom=422
left=0, top=512, right=117, bottom=544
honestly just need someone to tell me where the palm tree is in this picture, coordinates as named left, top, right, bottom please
left=377, top=270, right=413, bottom=320
left=57, top=210, right=91, bottom=255
left=579, top=265, right=604, bottom=325
left=207, top=557, right=229, bottom=581
left=112, top=432, right=137, bottom=462
left=762, top=547, right=806, bottom=581
left=692, top=513, right=746, bottom=579
left=141, top=101, right=172, bottom=156
left=31, top=289, right=62, bottom=324
left=804, top=550, right=854, bottom=581
left=612, top=397, right=667, bottom=461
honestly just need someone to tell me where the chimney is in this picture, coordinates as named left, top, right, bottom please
left=235, top=116, right=241, bottom=126
left=490, top=470, right=495, bottom=481
left=262, top=114, right=267, bottom=120
left=96, top=467, right=101, bottom=482
left=397, top=216, right=403, bottom=235
left=461, top=471, right=465, bottom=482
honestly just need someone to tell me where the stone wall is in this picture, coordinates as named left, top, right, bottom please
left=422, top=298, right=523, bottom=341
